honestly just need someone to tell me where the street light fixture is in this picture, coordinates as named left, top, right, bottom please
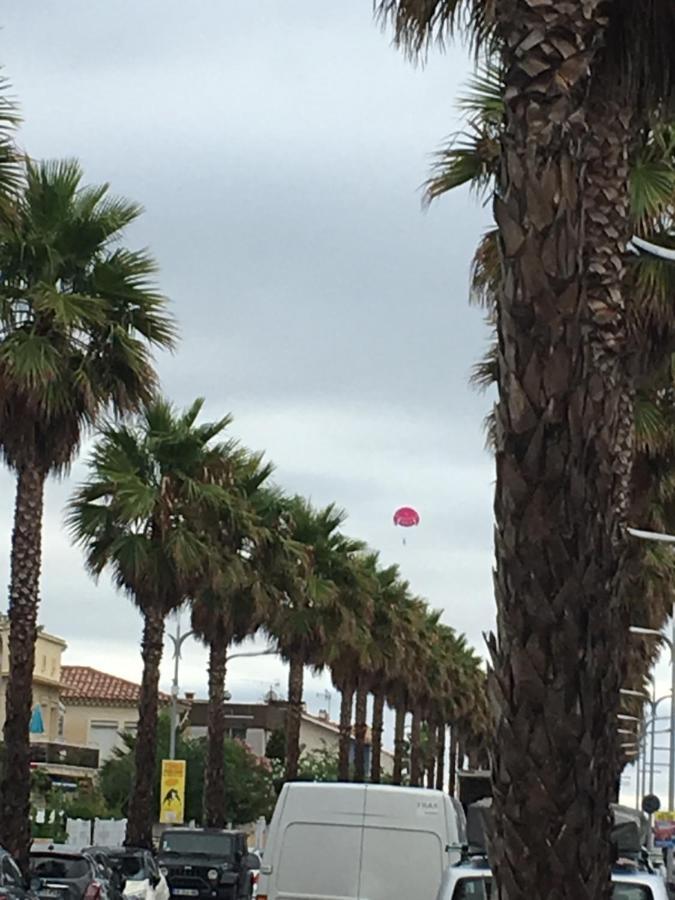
left=625, top=525, right=675, bottom=811
left=166, top=617, right=278, bottom=760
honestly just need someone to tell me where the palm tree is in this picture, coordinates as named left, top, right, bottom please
left=408, top=610, right=441, bottom=788
left=378, top=3, right=675, bottom=890
left=264, top=497, right=360, bottom=781
left=435, top=59, right=675, bottom=748
left=190, top=452, right=277, bottom=827
left=367, top=566, right=411, bottom=784
left=386, top=596, right=428, bottom=785
left=67, top=398, right=233, bottom=848
left=0, top=160, right=175, bottom=867
left=326, top=552, right=376, bottom=782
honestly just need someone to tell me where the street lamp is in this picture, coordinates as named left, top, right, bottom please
left=627, top=526, right=675, bottom=810
left=166, top=619, right=195, bottom=760
left=628, top=618, right=675, bottom=809
left=165, top=619, right=278, bottom=760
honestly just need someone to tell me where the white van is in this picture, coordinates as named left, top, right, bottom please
left=257, top=782, right=465, bottom=900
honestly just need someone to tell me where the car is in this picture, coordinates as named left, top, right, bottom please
left=85, top=849, right=168, bottom=900
left=29, top=850, right=108, bottom=900
left=82, top=851, right=125, bottom=900
left=0, top=846, right=37, bottom=900
left=435, top=858, right=671, bottom=900
left=244, top=854, right=260, bottom=900
left=157, top=829, right=258, bottom=900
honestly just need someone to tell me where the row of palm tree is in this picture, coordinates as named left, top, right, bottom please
left=375, top=2, right=675, bottom=894
left=0, top=78, right=486, bottom=867
left=65, top=398, right=488, bottom=844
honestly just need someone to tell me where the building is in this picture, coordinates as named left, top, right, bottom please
left=0, top=617, right=66, bottom=743
left=0, top=618, right=99, bottom=784
left=61, top=666, right=172, bottom=762
left=186, top=697, right=395, bottom=776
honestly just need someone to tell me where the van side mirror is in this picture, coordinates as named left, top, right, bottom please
left=242, top=854, right=260, bottom=870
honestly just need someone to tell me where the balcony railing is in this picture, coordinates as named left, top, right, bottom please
left=29, top=741, right=99, bottom=770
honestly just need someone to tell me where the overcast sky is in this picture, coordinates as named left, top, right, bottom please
left=0, top=2, right=501, bottom=745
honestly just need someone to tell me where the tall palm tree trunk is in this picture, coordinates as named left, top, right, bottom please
left=393, top=702, right=406, bottom=785
left=353, top=683, right=369, bottom=782
left=126, top=606, right=165, bottom=848
left=370, top=690, right=385, bottom=784
left=337, top=681, right=355, bottom=781
left=285, top=651, right=304, bottom=781
left=409, top=708, right=422, bottom=787
left=203, top=636, right=228, bottom=827
left=489, top=7, right=633, bottom=898
left=0, top=465, right=46, bottom=873
left=426, top=721, right=437, bottom=789
left=448, top=726, right=458, bottom=796
left=435, top=724, right=446, bottom=792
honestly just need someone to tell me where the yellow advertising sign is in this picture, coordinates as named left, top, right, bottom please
left=159, top=759, right=186, bottom=825
left=656, top=811, right=675, bottom=822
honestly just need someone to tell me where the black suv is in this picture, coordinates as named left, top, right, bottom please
left=157, top=830, right=258, bottom=900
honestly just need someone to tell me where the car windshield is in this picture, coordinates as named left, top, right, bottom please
left=452, top=877, right=492, bottom=899
left=612, top=885, right=653, bottom=900
left=30, top=856, right=90, bottom=880
left=160, top=833, right=234, bottom=857
left=107, top=854, right=148, bottom=881
left=451, top=877, right=653, bottom=900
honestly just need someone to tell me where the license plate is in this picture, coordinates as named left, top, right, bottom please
left=173, top=890, right=200, bottom=896
left=40, top=892, right=61, bottom=899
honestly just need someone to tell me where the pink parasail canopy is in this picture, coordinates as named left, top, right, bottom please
left=393, top=506, right=420, bottom=528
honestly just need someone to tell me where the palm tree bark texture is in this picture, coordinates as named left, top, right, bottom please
left=370, top=690, right=385, bottom=784
left=426, top=720, right=438, bottom=790
left=338, top=682, right=355, bottom=782
left=125, top=607, right=165, bottom=848
left=284, top=652, right=304, bottom=781
left=448, top=726, right=458, bottom=797
left=393, top=703, right=406, bottom=786
left=409, top=708, right=422, bottom=787
left=435, top=724, right=446, bottom=793
left=488, top=2, right=633, bottom=898
left=204, top=638, right=229, bottom=827
left=353, top=684, right=369, bottom=782
left=0, top=465, right=46, bottom=873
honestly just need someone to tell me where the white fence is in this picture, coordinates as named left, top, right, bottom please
left=65, top=817, right=127, bottom=848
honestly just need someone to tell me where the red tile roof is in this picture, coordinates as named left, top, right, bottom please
left=61, top=666, right=171, bottom=706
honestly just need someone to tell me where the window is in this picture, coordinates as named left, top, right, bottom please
left=30, top=856, right=91, bottom=879
left=611, top=885, right=653, bottom=900
left=107, top=853, right=147, bottom=881
left=89, top=721, right=121, bottom=762
left=159, top=833, right=235, bottom=858
left=452, top=877, right=492, bottom=899
left=227, top=727, right=247, bottom=741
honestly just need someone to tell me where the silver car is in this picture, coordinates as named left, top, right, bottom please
left=436, top=860, right=670, bottom=900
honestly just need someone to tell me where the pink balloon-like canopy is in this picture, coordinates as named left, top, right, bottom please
left=393, top=506, right=420, bottom=528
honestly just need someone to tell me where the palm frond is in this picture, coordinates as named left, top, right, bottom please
left=375, top=0, right=496, bottom=58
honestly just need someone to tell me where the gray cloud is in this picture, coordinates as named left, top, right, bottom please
left=0, top=2, right=496, bottom=740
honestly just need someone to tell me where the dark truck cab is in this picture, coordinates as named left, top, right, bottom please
left=157, top=829, right=257, bottom=900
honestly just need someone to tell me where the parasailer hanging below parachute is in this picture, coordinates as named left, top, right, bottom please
left=393, top=506, right=420, bottom=545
